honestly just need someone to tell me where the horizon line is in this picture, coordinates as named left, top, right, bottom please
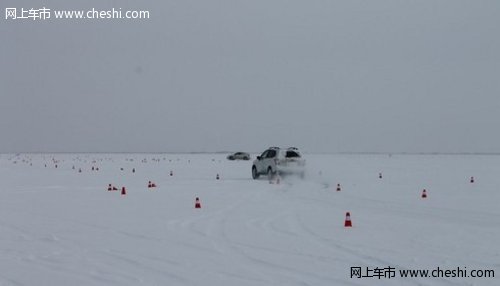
left=2, top=151, right=500, bottom=156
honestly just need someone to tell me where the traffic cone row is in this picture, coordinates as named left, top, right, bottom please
left=333, top=173, right=478, bottom=229
left=338, top=187, right=434, bottom=228
left=113, top=186, right=203, bottom=208
left=63, top=163, right=482, bottom=232
left=104, top=170, right=478, bottom=231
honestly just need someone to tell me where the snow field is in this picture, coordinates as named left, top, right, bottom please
left=0, top=153, right=499, bottom=286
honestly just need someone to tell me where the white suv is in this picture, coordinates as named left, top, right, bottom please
left=252, top=147, right=306, bottom=179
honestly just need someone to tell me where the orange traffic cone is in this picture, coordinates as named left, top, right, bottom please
left=336, top=184, right=341, bottom=192
left=121, top=187, right=126, bottom=196
left=195, top=197, right=201, bottom=209
left=421, top=189, right=427, bottom=198
left=344, top=212, right=352, bottom=227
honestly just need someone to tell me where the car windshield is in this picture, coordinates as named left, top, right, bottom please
left=285, top=151, right=301, bottom=158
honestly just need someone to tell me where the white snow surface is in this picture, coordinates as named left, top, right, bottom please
left=0, top=153, right=499, bottom=286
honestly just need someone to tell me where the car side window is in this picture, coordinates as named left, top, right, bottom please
left=267, top=150, right=276, bottom=158
left=260, top=150, right=269, bottom=158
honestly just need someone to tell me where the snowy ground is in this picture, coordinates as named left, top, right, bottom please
left=0, top=153, right=499, bottom=286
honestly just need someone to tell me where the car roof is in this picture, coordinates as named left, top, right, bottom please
left=267, top=147, right=300, bottom=151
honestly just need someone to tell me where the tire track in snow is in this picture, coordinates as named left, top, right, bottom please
left=0, top=275, right=24, bottom=286
left=293, top=212, right=459, bottom=286
left=201, top=182, right=365, bottom=286
left=99, top=249, right=188, bottom=284
left=256, top=180, right=431, bottom=286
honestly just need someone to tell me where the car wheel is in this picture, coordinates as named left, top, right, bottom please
left=252, top=166, right=259, bottom=179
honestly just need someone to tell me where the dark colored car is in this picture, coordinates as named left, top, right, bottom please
left=227, top=152, right=251, bottom=161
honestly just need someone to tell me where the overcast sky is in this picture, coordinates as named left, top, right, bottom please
left=1, top=0, right=499, bottom=153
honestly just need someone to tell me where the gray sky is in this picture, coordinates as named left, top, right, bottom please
left=1, top=0, right=499, bottom=153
